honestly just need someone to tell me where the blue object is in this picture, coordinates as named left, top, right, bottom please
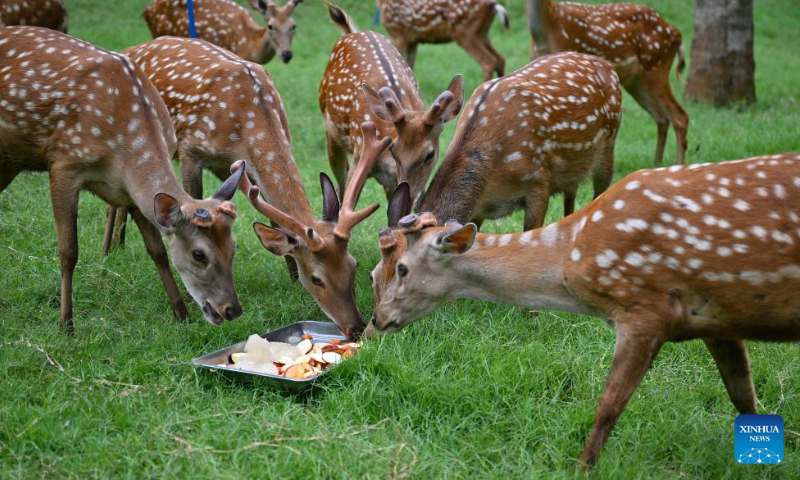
left=187, top=0, right=198, bottom=38
left=373, top=8, right=380, bottom=26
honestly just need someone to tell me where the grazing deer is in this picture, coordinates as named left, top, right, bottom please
left=0, top=0, right=68, bottom=33
left=233, top=122, right=392, bottom=339
left=0, top=27, right=246, bottom=332
left=102, top=37, right=298, bottom=268
left=375, top=153, right=800, bottom=466
left=376, top=0, right=508, bottom=81
left=321, top=4, right=463, bottom=206
left=420, top=52, right=621, bottom=231
left=526, top=0, right=688, bottom=166
left=143, top=0, right=303, bottom=64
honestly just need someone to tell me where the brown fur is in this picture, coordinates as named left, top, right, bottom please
left=527, top=0, right=688, bottom=165
left=0, top=0, right=68, bottom=33
left=142, top=0, right=302, bottom=64
left=0, top=27, right=242, bottom=331
left=377, top=0, right=508, bottom=81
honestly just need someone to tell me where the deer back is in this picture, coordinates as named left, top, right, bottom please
left=421, top=52, right=621, bottom=223
left=125, top=36, right=312, bottom=219
left=0, top=0, right=68, bottom=33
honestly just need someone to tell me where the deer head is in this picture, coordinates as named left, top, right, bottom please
left=155, top=163, right=247, bottom=325
left=249, top=0, right=302, bottom=63
left=374, top=214, right=477, bottom=333
left=236, top=122, right=391, bottom=338
left=362, top=75, right=464, bottom=207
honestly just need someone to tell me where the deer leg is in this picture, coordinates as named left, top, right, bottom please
left=48, top=170, right=80, bottom=334
left=112, top=206, right=127, bottom=248
left=454, top=35, right=501, bottom=82
left=644, top=71, right=689, bottom=165
left=563, top=190, right=576, bottom=218
left=523, top=193, right=549, bottom=231
left=624, top=79, right=670, bottom=166
left=703, top=339, right=758, bottom=415
left=179, top=150, right=205, bottom=199
left=483, top=38, right=505, bottom=77
left=0, top=166, right=22, bottom=193
left=327, top=134, right=350, bottom=198
left=592, top=143, right=615, bottom=199
left=580, top=328, right=664, bottom=468
left=101, top=204, right=117, bottom=257
left=130, top=208, right=190, bottom=321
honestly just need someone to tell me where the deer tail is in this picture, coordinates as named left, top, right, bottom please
left=676, top=44, right=686, bottom=83
left=493, top=3, right=509, bottom=30
left=324, top=2, right=357, bottom=34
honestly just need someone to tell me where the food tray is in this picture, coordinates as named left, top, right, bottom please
left=192, top=321, right=349, bottom=393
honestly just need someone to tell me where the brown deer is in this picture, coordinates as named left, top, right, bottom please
left=364, top=52, right=620, bottom=333
left=374, top=153, right=800, bottom=466
left=526, top=0, right=688, bottom=166
left=233, top=122, right=392, bottom=339
left=101, top=36, right=299, bottom=269
left=376, top=0, right=508, bottom=81
left=0, top=0, right=68, bottom=33
left=143, top=0, right=303, bottom=64
left=0, top=27, right=246, bottom=332
left=320, top=4, right=463, bottom=207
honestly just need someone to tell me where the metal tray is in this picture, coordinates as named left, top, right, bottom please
left=191, top=321, right=349, bottom=393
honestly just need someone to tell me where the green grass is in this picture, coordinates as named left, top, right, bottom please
left=1, top=0, right=798, bottom=477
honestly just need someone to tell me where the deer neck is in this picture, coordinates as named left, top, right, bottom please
left=249, top=150, right=316, bottom=226
left=418, top=147, right=484, bottom=224
left=244, top=22, right=275, bottom=64
left=446, top=218, right=595, bottom=315
left=124, top=152, right=192, bottom=225
left=527, top=0, right=552, bottom=47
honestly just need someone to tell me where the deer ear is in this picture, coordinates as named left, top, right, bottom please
left=437, top=223, right=477, bottom=255
left=248, top=0, right=271, bottom=16
left=362, top=84, right=397, bottom=123
left=320, top=172, right=340, bottom=222
left=387, top=182, right=412, bottom=227
left=154, top=193, right=184, bottom=231
left=441, top=74, right=464, bottom=122
left=253, top=223, right=297, bottom=257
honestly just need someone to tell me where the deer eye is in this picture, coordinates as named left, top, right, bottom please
left=397, top=263, right=408, bottom=278
left=192, top=250, right=206, bottom=263
left=425, top=150, right=435, bottom=162
left=311, top=275, right=323, bottom=287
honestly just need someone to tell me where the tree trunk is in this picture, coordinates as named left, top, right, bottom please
left=686, top=0, right=756, bottom=106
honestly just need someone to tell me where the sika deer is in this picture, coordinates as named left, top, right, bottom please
left=233, top=122, right=392, bottom=338
left=321, top=4, right=463, bottom=205
left=0, top=27, right=245, bottom=331
left=102, top=37, right=299, bottom=271
left=377, top=0, right=508, bottom=81
left=375, top=154, right=800, bottom=466
left=526, top=0, right=689, bottom=165
left=143, top=0, right=303, bottom=64
left=0, top=0, right=68, bottom=33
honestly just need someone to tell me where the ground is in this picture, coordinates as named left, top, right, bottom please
left=0, top=0, right=798, bottom=477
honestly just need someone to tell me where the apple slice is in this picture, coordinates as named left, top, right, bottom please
left=296, top=339, right=313, bottom=355
left=322, top=352, right=343, bottom=365
left=283, top=364, right=305, bottom=379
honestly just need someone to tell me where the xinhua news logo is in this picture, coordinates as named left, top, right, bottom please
left=735, top=414, right=784, bottom=464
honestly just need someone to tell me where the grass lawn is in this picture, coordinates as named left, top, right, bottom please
left=1, top=0, right=798, bottom=477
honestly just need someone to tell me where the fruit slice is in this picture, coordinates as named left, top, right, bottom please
left=283, top=364, right=305, bottom=379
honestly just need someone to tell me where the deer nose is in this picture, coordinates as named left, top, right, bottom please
left=281, top=51, right=293, bottom=63
left=224, top=303, right=242, bottom=321
left=344, top=321, right=366, bottom=340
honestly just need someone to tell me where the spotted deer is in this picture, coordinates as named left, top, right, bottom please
left=320, top=4, right=463, bottom=206
left=375, top=153, right=800, bottom=466
left=0, top=27, right=246, bottom=332
left=233, top=122, right=392, bottom=338
left=143, top=0, right=303, bottom=64
left=526, top=0, right=688, bottom=166
left=0, top=0, right=68, bottom=32
left=376, top=0, right=508, bottom=81
left=102, top=36, right=298, bottom=267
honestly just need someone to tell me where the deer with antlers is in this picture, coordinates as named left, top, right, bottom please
left=320, top=4, right=463, bottom=206
left=233, top=122, right=391, bottom=338
left=376, top=0, right=508, bottom=81
left=0, top=0, right=68, bottom=32
left=143, top=0, right=303, bottom=64
left=0, top=27, right=246, bottom=331
left=526, top=0, right=688, bottom=166
left=101, top=37, right=299, bottom=267
left=374, top=153, right=800, bottom=466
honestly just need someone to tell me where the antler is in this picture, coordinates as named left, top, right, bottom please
left=230, top=160, right=324, bottom=251
left=377, top=87, right=406, bottom=124
left=423, top=90, right=455, bottom=126
left=333, top=122, right=391, bottom=240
